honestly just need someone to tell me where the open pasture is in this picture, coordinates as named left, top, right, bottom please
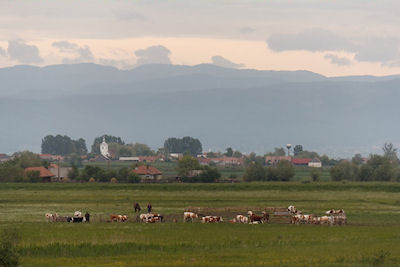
left=0, top=182, right=399, bottom=266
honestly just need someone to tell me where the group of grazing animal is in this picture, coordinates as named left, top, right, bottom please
left=183, top=211, right=269, bottom=224
left=139, top=213, right=164, bottom=223
left=110, top=214, right=128, bottom=222
left=45, top=211, right=90, bottom=223
left=288, top=206, right=347, bottom=225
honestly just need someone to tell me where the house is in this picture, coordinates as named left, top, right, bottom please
left=24, top=166, right=55, bottom=182
left=138, top=156, right=158, bottom=163
left=48, top=165, right=72, bottom=181
left=119, top=157, right=140, bottom=162
left=39, top=154, right=64, bottom=161
left=198, top=157, right=211, bottom=165
left=210, top=157, right=244, bottom=166
left=292, top=158, right=313, bottom=166
left=169, top=153, right=183, bottom=160
left=0, top=153, right=11, bottom=163
left=132, top=165, right=163, bottom=180
left=265, top=156, right=292, bottom=165
left=308, top=158, right=322, bottom=168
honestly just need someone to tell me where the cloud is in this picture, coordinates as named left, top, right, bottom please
left=52, top=41, right=94, bottom=64
left=211, top=55, right=244, bottom=69
left=0, top=47, right=6, bottom=57
left=324, top=54, right=351, bottom=66
left=354, top=37, right=400, bottom=63
left=7, top=39, right=43, bottom=63
left=112, top=9, right=148, bottom=21
left=267, top=28, right=400, bottom=67
left=267, top=28, right=354, bottom=52
left=134, top=45, right=171, bottom=65
left=52, top=41, right=79, bottom=52
left=239, top=27, right=255, bottom=34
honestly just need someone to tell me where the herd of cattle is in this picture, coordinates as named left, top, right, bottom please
left=45, top=211, right=89, bottom=223
left=45, top=206, right=347, bottom=226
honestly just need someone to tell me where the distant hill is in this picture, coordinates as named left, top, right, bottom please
left=0, top=63, right=399, bottom=156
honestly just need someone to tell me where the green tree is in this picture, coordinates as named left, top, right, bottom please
left=41, top=135, right=87, bottom=155
left=243, top=162, right=267, bottom=182
left=225, top=147, right=233, bottom=157
left=294, top=150, right=319, bottom=159
left=232, top=150, right=242, bottom=158
left=382, top=142, right=398, bottom=163
left=164, top=136, right=202, bottom=156
left=310, top=168, right=321, bottom=182
left=293, top=145, right=303, bottom=156
left=266, top=147, right=286, bottom=156
left=177, top=155, right=201, bottom=177
left=352, top=154, right=363, bottom=165
left=330, top=160, right=356, bottom=181
left=26, top=170, right=41, bottom=183
left=274, top=160, right=295, bottom=181
left=68, top=165, right=80, bottom=180
left=129, top=143, right=155, bottom=156
left=91, top=135, right=125, bottom=154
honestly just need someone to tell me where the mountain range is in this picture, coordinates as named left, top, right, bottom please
left=1, top=63, right=399, bottom=157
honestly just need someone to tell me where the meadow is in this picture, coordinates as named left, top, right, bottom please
left=0, top=182, right=399, bottom=266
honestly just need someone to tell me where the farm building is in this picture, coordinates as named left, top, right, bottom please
left=24, top=166, right=55, bottom=182
left=132, top=165, right=163, bottom=180
left=210, top=157, right=244, bottom=166
left=291, top=158, right=312, bottom=166
left=119, top=157, right=140, bottom=162
left=265, top=156, right=292, bottom=165
left=0, top=153, right=11, bottom=163
left=308, top=158, right=322, bottom=168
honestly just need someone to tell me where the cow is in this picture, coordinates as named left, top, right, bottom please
left=236, top=215, right=248, bottom=224
left=45, top=213, right=55, bottom=222
left=110, top=214, right=121, bottom=222
left=262, top=211, right=270, bottom=223
left=74, top=211, right=82, bottom=217
left=201, top=216, right=223, bottom=223
left=183, top=212, right=198, bottom=222
left=55, top=216, right=70, bottom=222
left=325, top=209, right=345, bottom=215
left=288, top=205, right=298, bottom=214
left=247, top=211, right=264, bottom=224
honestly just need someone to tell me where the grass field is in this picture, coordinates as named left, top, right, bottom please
left=0, top=182, right=399, bottom=266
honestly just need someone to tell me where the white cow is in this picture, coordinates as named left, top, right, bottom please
left=183, top=212, right=198, bottom=222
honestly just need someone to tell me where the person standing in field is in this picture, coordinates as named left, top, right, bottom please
left=85, top=212, right=90, bottom=223
left=147, top=203, right=152, bottom=213
left=134, top=202, right=141, bottom=213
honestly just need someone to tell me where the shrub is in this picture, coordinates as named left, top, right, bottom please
left=127, top=173, right=140, bottom=183
left=310, top=168, right=321, bottom=182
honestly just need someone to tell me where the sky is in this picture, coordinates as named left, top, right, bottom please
left=1, top=0, right=400, bottom=76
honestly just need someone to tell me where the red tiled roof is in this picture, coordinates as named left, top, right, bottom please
left=49, top=163, right=59, bottom=169
left=292, top=158, right=312, bottom=164
left=132, top=165, right=162, bottom=175
left=24, top=167, right=55, bottom=178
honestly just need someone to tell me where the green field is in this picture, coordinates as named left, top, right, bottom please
left=0, top=182, right=399, bottom=266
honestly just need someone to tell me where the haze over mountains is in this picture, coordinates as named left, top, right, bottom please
left=1, top=63, right=399, bottom=156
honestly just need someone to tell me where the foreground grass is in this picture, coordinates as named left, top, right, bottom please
left=0, top=182, right=399, bottom=266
